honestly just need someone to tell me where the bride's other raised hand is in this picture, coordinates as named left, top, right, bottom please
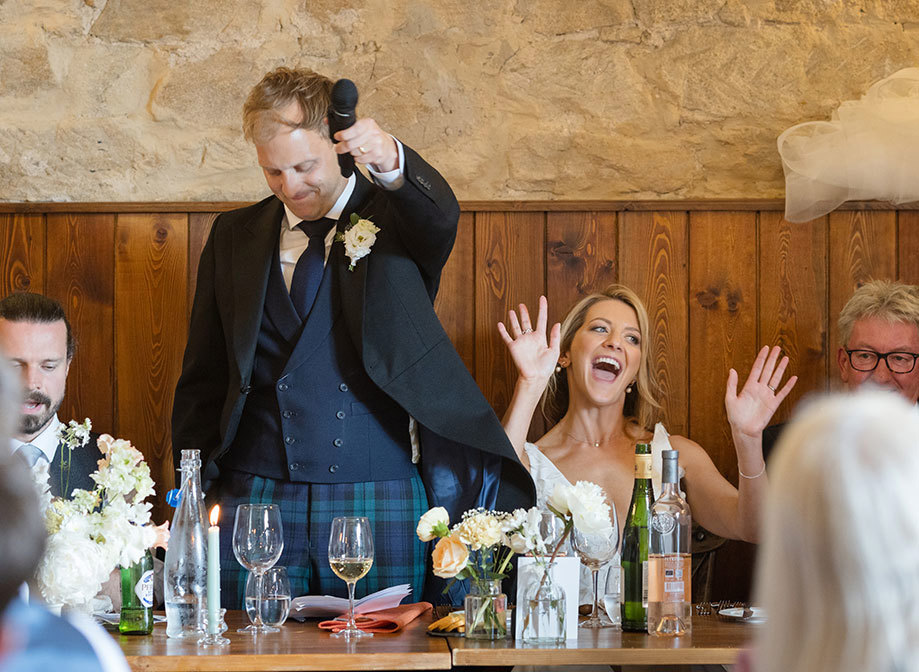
left=724, top=345, right=798, bottom=440
left=497, top=295, right=561, bottom=385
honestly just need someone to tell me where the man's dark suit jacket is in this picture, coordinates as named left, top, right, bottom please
left=48, top=433, right=100, bottom=499
left=172, top=144, right=534, bottom=520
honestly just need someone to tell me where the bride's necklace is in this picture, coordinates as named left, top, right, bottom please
left=564, top=431, right=604, bottom=448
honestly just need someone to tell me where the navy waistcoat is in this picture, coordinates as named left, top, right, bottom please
left=222, top=245, right=416, bottom=483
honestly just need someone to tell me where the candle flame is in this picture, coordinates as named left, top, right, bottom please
left=209, top=505, right=220, bottom=526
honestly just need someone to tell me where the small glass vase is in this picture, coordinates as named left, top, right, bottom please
left=464, top=579, right=507, bottom=640
left=522, top=561, right=566, bottom=644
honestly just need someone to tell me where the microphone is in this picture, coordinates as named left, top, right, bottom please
left=329, top=79, right=359, bottom=178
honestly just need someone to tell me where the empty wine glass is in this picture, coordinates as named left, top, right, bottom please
left=571, top=503, right=619, bottom=628
left=233, top=504, right=284, bottom=634
left=328, top=517, right=374, bottom=639
left=245, top=567, right=291, bottom=628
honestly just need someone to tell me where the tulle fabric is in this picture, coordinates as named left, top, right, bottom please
left=778, top=67, right=919, bottom=222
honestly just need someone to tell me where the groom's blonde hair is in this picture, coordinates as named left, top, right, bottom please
left=243, top=67, right=334, bottom=145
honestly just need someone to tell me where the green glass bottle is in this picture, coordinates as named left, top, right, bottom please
left=119, top=548, right=154, bottom=635
left=620, top=442, right=655, bottom=632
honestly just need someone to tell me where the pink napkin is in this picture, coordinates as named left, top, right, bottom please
left=318, top=602, right=433, bottom=634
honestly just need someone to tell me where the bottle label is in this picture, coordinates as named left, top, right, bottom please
left=634, top=454, right=652, bottom=479
left=135, top=569, right=154, bottom=608
left=641, top=560, right=648, bottom=607
left=648, top=554, right=692, bottom=604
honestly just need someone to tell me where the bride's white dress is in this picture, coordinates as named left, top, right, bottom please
left=523, top=423, right=684, bottom=606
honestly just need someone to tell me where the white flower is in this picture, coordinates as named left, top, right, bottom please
left=566, top=481, right=613, bottom=536
left=31, top=421, right=159, bottom=608
left=337, top=214, right=380, bottom=271
left=547, top=484, right=570, bottom=516
left=455, top=510, right=504, bottom=550
left=416, top=506, right=450, bottom=542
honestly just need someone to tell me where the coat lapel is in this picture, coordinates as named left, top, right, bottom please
left=336, top=172, right=377, bottom=358
left=231, top=198, right=285, bottom=370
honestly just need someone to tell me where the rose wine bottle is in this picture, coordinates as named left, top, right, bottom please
left=647, top=449, right=692, bottom=636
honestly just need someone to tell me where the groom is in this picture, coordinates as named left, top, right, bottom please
left=172, top=67, right=534, bottom=606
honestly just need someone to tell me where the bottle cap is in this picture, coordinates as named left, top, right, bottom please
left=166, top=488, right=183, bottom=507
left=662, top=449, right=679, bottom=484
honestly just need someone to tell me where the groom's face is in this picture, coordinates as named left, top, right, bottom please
left=0, top=318, right=70, bottom=442
left=256, top=108, right=347, bottom=222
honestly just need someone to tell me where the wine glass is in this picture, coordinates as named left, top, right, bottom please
left=571, top=503, right=619, bottom=628
left=327, top=516, right=374, bottom=639
left=233, top=504, right=284, bottom=634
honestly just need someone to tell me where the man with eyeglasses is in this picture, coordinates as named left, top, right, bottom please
left=763, top=280, right=919, bottom=461
left=837, top=280, right=919, bottom=403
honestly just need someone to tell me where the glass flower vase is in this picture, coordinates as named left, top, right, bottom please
left=464, top=579, right=507, bottom=640
left=522, top=561, right=566, bottom=644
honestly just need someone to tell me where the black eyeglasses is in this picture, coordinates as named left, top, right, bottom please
left=845, top=349, right=919, bottom=374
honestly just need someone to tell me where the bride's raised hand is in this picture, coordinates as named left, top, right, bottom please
left=725, top=345, right=798, bottom=439
left=498, top=295, right=560, bottom=384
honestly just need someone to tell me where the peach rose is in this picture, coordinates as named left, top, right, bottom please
left=431, top=535, right=469, bottom=578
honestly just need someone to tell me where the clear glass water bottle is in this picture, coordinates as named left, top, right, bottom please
left=164, top=449, right=209, bottom=639
left=647, top=449, right=692, bottom=636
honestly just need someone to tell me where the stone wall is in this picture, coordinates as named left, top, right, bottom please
left=1, top=0, right=917, bottom=202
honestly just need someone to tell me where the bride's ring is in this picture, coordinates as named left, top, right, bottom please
left=358, top=146, right=368, bottom=154
left=767, top=384, right=777, bottom=392
left=521, top=328, right=533, bottom=334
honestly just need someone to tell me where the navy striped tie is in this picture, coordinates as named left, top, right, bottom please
left=290, top=218, right=336, bottom=320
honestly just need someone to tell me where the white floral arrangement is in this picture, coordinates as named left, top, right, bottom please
left=33, top=422, right=168, bottom=608
left=336, top=213, right=380, bottom=271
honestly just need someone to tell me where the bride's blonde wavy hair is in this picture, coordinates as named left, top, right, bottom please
left=541, top=285, right=661, bottom=436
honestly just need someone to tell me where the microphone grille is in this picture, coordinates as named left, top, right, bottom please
left=331, top=79, right=358, bottom=111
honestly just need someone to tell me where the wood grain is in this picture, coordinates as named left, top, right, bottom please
left=827, top=210, right=897, bottom=389
left=898, top=211, right=919, bottom=285
left=758, top=212, right=828, bottom=420
left=46, top=213, right=116, bottom=432
left=187, top=213, right=217, bottom=323
left=117, top=610, right=451, bottom=671
left=619, top=211, right=689, bottom=436
left=0, top=213, right=45, bottom=296
left=688, top=212, right=757, bottom=482
left=115, top=214, right=188, bottom=522
left=475, top=211, right=545, bottom=419
left=435, top=211, right=475, bottom=375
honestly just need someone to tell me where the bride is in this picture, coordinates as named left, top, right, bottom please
left=499, top=286, right=796, bottom=602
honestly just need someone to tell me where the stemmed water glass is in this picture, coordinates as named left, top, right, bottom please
left=328, top=516, right=374, bottom=639
left=233, top=504, right=284, bottom=634
left=571, top=503, right=619, bottom=628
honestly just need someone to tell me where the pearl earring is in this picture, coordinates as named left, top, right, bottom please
left=555, top=365, right=562, bottom=374
left=626, top=383, right=634, bottom=394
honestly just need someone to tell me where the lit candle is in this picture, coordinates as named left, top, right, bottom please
left=207, top=505, right=221, bottom=635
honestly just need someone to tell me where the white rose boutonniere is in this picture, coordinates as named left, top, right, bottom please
left=336, top=213, right=380, bottom=271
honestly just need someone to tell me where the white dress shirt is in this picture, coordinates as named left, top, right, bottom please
left=279, top=139, right=406, bottom=290
left=10, top=414, right=62, bottom=465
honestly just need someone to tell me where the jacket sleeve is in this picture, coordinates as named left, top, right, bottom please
left=378, top=143, right=461, bottom=287
left=171, top=218, right=229, bottom=469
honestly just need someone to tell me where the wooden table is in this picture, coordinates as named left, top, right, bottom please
left=114, top=611, right=451, bottom=671
left=113, top=609, right=755, bottom=670
left=449, top=611, right=756, bottom=667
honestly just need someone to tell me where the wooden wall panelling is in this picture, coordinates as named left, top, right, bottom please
left=475, top=212, right=545, bottom=420
left=187, top=213, right=217, bottom=323
left=688, top=212, right=757, bottom=482
left=0, top=214, right=45, bottom=296
left=619, top=211, right=690, bottom=437
left=115, top=214, right=188, bottom=521
left=898, top=211, right=919, bottom=285
left=435, top=212, right=475, bottom=375
left=545, top=211, right=618, bottom=326
left=757, top=212, right=828, bottom=422
left=827, top=211, right=897, bottom=388
left=46, top=213, right=116, bottom=432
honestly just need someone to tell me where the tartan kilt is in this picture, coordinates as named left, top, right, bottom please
left=208, top=469, right=428, bottom=610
